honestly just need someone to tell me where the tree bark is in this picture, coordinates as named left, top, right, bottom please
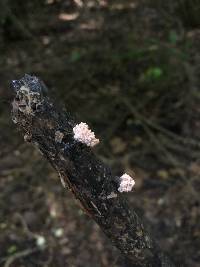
left=11, top=74, right=176, bottom=267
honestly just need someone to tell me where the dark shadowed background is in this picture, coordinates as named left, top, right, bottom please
left=0, top=0, right=200, bottom=266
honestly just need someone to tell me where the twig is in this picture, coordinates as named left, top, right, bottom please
left=11, top=74, right=176, bottom=267
left=121, top=96, right=199, bottom=201
left=4, top=248, right=39, bottom=267
left=121, top=97, right=200, bottom=149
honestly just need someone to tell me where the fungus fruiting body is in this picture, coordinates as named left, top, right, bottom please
left=118, top=173, right=135, bottom=193
left=73, top=122, right=99, bottom=147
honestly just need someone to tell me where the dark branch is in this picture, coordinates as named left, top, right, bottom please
left=11, top=74, right=176, bottom=267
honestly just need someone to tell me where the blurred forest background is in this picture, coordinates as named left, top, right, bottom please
left=0, top=0, right=200, bottom=266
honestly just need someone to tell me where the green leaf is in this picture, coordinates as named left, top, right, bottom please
left=145, top=67, right=163, bottom=80
left=70, top=51, right=82, bottom=62
left=7, top=245, right=17, bottom=254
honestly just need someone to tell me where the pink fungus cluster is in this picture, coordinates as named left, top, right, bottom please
left=73, top=122, right=99, bottom=147
left=118, top=173, right=135, bottom=193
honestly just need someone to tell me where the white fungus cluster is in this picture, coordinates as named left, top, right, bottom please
left=118, top=173, right=135, bottom=193
left=73, top=122, right=99, bottom=147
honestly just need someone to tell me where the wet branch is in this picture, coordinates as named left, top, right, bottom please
left=11, top=74, right=176, bottom=267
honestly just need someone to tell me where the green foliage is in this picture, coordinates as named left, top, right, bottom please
left=70, top=50, right=83, bottom=63
left=141, top=67, right=163, bottom=82
left=7, top=245, right=17, bottom=254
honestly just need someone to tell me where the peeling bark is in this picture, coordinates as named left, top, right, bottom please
left=11, top=74, right=176, bottom=267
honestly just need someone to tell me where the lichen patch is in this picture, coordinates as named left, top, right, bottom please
left=55, top=130, right=64, bottom=143
left=16, top=85, right=42, bottom=115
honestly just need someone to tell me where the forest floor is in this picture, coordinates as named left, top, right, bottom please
left=0, top=0, right=200, bottom=266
